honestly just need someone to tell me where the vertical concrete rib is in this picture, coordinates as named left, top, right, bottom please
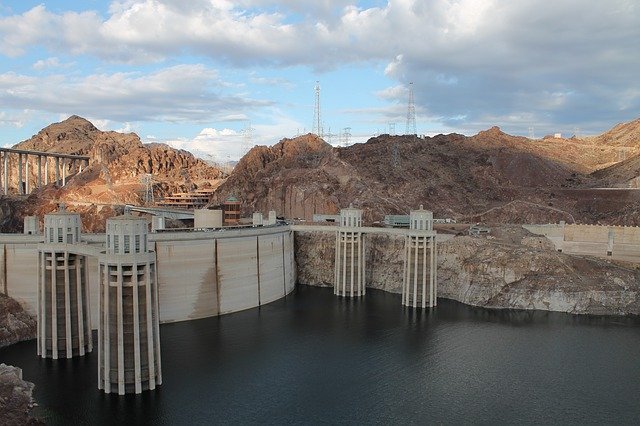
left=76, top=257, right=85, bottom=356
left=64, top=252, right=72, bottom=358
left=44, top=157, right=49, bottom=185
left=132, top=261, right=142, bottom=394
left=51, top=251, right=58, bottom=358
left=145, top=261, right=156, bottom=390
left=422, top=237, right=427, bottom=308
left=117, top=264, right=125, bottom=395
left=349, top=233, right=354, bottom=297
left=152, top=260, right=162, bottom=387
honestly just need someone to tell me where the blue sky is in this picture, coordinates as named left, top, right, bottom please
left=1, top=1, right=639, bottom=161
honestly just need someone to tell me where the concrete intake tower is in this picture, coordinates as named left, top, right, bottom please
left=402, top=206, right=437, bottom=308
left=334, top=206, right=366, bottom=297
left=98, top=215, right=162, bottom=395
left=37, top=210, right=92, bottom=359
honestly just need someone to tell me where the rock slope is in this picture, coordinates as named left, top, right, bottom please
left=0, top=293, right=37, bottom=348
left=212, top=116, right=640, bottom=225
left=295, top=226, right=640, bottom=315
left=1, top=115, right=226, bottom=232
left=0, top=364, right=41, bottom=425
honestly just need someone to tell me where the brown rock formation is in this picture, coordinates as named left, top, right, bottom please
left=1, top=115, right=226, bottom=232
left=0, top=364, right=41, bottom=425
left=211, top=117, right=640, bottom=225
left=295, top=225, right=640, bottom=315
left=0, top=293, right=37, bottom=348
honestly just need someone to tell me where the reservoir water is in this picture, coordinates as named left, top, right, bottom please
left=2, top=285, right=640, bottom=424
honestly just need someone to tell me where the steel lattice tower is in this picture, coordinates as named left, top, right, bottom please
left=313, top=81, right=323, bottom=138
left=242, top=121, right=253, bottom=156
left=405, top=82, right=417, bottom=136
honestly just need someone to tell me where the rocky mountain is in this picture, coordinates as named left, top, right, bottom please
left=210, top=117, right=640, bottom=225
left=2, top=115, right=226, bottom=231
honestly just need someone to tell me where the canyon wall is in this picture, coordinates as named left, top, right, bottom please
left=295, top=227, right=640, bottom=315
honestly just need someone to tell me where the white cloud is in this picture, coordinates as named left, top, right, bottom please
left=0, top=64, right=271, bottom=123
left=0, top=1, right=638, bottom=135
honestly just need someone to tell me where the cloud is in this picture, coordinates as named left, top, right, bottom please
left=0, top=64, right=271, bottom=123
left=162, top=108, right=304, bottom=161
left=0, top=1, right=638, bottom=135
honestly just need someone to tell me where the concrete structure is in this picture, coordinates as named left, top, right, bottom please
left=267, top=210, right=277, bottom=226
left=402, top=206, right=437, bottom=308
left=384, top=214, right=410, bottom=228
left=23, top=216, right=38, bottom=235
left=37, top=210, right=92, bottom=359
left=524, top=222, right=640, bottom=262
left=98, top=215, right=162, bottom=395
left=334, top=206, right=365, bottom=297
left=151, top=216, right=165, bottom=232
left=157, top=189, right=215, bottom=209
left=125, top=205, right=195, bottom=221
left=312, top=214, right=339, bottom=223
left=194, top=209, right=223, bottom=229
left=0, top=147, right=89, bottom=195
left=252, top=212, right=263, bottom=226
left=223, top=196, right=241, bottom=225
left=469, top=225, right=491, bottom=236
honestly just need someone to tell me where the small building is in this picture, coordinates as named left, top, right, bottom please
left=383, top=215, right=410, bottom=228
left=223, top=196, right=241, bottom=226
left=469, top=225, right=491, bottom=236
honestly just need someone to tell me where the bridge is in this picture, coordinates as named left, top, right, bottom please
left=0, top=147, right=90, bottom=195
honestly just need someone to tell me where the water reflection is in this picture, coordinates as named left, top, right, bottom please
left=1, top=285, right=639, bottom=425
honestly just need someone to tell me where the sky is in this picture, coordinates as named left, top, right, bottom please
left=0, top=0, right=638, bottom=161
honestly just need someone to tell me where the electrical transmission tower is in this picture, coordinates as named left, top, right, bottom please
left=312, top=81, right=324, bottom=138
left=325, top=127, right=338, bottom=145
left=340, top=127, right=352, bottom=147
left=528, top=127, right=535, bottom=139
left=389, top=122, right=396, bottom=135
left=242, top=121, right=253, bottom=156
left=405, top=82, right=417, bottom=136
left=140, top=174, right=156, bottom=205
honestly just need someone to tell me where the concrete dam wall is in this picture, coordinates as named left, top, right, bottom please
left=0, top=227, right=296, bottom=327
left=524, top=223, right=640, bottom=262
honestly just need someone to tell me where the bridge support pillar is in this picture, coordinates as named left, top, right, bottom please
left=18, top=154, right=23, bottom=195
left=24, top=154, right=29, bottom=194
left=37, top=155, right=42, bottom=189
left=55, top=157, right=60, bottom=186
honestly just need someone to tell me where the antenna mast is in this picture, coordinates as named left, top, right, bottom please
left=405, top=82, right=417, bottom=136
left=313, top=81, right=323, bottom=138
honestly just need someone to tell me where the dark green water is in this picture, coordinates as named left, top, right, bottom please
left=2, top=285, right=640, bottom=425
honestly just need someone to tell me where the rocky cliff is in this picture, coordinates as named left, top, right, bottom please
left=0, top=364, right=41, bottom=425
left=295, top=226, right=640, bottom=315
left=212, top=117, right=640, bottom=225
left=0, top=293, right=37, bottom=348
left=1, top=115, right=226, bottom=232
